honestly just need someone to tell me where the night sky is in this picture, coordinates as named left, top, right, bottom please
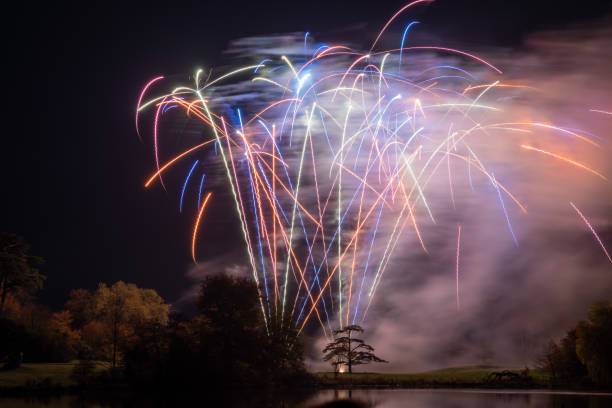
left=3, top=0, right=611, bottom=311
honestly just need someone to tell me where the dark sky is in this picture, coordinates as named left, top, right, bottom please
left=3, top=0, right=611, bottom=309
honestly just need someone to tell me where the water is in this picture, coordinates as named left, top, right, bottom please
left=1, top=389, right=611, bottom=407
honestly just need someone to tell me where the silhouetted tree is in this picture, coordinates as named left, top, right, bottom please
left=576, top=301, right=612, bottom=387
left=323, top=325, right=387, bottom=373
left=538, top=330, right=588, bottom=384
left=0, top=233, right=44, bottom=316
left=122, top=274, right=309, bottom=389
left=123, top=313, right=197, bottom=388
left=557, top=329, right=588, bottom=381
left=537, top=340, right=561, bottom=381
left=263, top=313, right=311, bottom=385
left=196, top=274, right=266, bottom=384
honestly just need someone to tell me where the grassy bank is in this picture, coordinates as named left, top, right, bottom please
left=0, top=362, right=110, bottom=389
left=315, top=366, right=549, bottom=388
left=1, top=363, right=548, bottom=392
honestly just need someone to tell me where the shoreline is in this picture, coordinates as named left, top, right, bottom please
left=2, top=364, right=610, bottom=396
left=2, top=382, right=611, bottom=398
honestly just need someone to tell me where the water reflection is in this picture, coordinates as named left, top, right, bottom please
left=308, top=389, right=612, bottom=408
left=1, top=389, right=611, bottom=407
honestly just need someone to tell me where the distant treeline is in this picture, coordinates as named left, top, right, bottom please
left=1, top=276, right=311, bottom=390
left=2, top=232, right=611, bottom=391
left=1, top=233, right=310, bottom=390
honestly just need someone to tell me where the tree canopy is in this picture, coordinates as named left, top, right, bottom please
left=322, top=325, right=387, bottom=373
left=94, top=281, right=170, bottom=366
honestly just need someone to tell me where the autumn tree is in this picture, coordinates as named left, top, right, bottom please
left=323, top=325, right=387, bottom=373
left=49, top=310, right=82, bottom=357
left=81, top=320, right=112, bottom=361
left=64, top=288, right=95, bottom=329
left=94, top=281, right=170, bottom=367
left=0, top=233, right=44, bottom=316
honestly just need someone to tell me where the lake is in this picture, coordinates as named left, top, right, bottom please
left=1, top=389, right=611, bottom=407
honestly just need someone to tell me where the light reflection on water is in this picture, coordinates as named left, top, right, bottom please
left=1, top=389, right=611, bottom=407
left=307, top=389, right=612, bottom=408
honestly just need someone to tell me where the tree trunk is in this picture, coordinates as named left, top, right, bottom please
left=348, top=329, right=352, bottom=373
left=0, top=277, right=6, bottom=317
left=112, top=319, right=117, bottom=368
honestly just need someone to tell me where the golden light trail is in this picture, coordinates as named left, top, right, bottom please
left=192, top=192, right=213, bottom=263
left=521, top=145, right=607, bottom=181
left=145, top=138, right=219, bottom=187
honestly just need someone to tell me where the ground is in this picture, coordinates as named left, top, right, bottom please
left=315, top=365, right=548, bottom=387
left=0, top=363, right=547, bottom=389
left=0, top=362, right=110, bottom=388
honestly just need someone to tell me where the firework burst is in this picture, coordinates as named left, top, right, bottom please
left=136, top=1, right=610, bottom=338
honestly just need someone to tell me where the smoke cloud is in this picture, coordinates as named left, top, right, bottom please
left=171, top=19, right=612, bottom=372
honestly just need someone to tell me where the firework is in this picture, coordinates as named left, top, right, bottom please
left=136, top=1, right=609, bottom=337
left=570, top=202, right=612, bottom=264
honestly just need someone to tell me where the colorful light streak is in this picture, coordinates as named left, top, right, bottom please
left=570, top=202, right=612, bottom=264
left=137, top=1, right=608, bottom=336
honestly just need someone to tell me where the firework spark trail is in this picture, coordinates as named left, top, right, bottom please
left=491, top=172, right=519, bottom=247
left=256, top=125, right=333, bottom=326
left=521, top=145, right=607, bottom=180
left=153, top=96, right=168, bottom=190
left=197, top=173, right=206, bottom=208
left=456, top=224, right=462, bottom=311
left=136, top=76, right=164, bottom=140
left=590, top=109, right=612, bottom=115
left=138, top=1, right=609, bottom=336
left=295, top=151, right=404, bottom=324
left=398, top=21, right=420, bottom=72
left=570, top=202, right=612, bottom=264
left=282, top=104, right=316, bottom=322
left=370, top=0, right=433, bottom=52
left=245, top=145, right=271, bottom=316
left=352, top=197, right=386, bottom=324
left=192, top=192, right=212, bottom=262
left=179, top=160, right=199, bottom=212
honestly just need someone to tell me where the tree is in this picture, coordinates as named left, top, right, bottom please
left=49, top=310, right=82, bottom=356
left=537, top=340, right=561, bottom=381
left=576, top=301, right=612, bottom=387
left=64, top=288, right=94, bottom=329
left=323, top=325, right=387, bottom=374
left=537, top=330, right=587, bottom=384
left=123, top=274, right=310, bottom=389
left=263, top=313, right=308, bottom=384
left=0, top=233, right=44, bottom=316
left=196, top=274, right=266, bottom=382
left=123, top=314, right=196, bottom=387
left=94, top=281, right=170, bottom=367
left=557, top=329, right=588, bottom=381
left=81, top=320, right=112, bottom=361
